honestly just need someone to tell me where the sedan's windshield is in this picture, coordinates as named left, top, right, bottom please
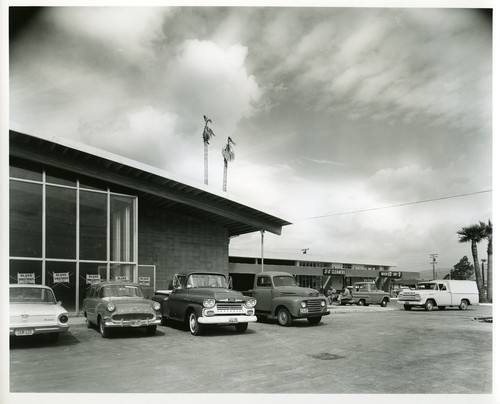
left=10, top=287, right=56, bottom=304
left=273, top=276, right=297, bottom=287
left=186, top=274, right=228, bottom=288
left=101, top=285, right=143, bottom=298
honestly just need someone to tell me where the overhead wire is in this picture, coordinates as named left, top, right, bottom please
left=299, top=189, right=492, bottom=221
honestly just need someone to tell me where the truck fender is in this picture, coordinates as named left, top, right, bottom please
left=271, top=297, right=300, bottom=317
left=182, top=304, right=203, bottom=323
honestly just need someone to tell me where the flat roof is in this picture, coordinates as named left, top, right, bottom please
left=9, top=127, right=292, bottom=237
left=229, top=248, right=397, bottom=267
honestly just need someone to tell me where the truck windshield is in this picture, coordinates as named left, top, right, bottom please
left=273, top=276, right=297, bottom=287
left=187, top=274, right=228, bottom=288
left=417, top=283, right=438, bottom=290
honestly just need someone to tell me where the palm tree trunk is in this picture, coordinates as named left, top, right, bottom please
left=223, top=160, right=228, bottom=192
left=204, top=142, right=208, bottom=185
left=487, top=238, right=492, bottom=302
left=471, top=241, right=486, bottom=302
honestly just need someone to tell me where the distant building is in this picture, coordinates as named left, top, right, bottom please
left=228, top=249, right=420, bottom=293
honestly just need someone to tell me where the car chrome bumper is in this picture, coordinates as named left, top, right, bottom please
left=198, top=315, right=257, bottom=325
left=297, top=310, right=330, bottom=318
left=104, top=318, right=162, bottom=328
left=10, top=325, right=69, bottom=336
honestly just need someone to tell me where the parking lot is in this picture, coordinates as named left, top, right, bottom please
left=8, top=303, right=493, bottom=398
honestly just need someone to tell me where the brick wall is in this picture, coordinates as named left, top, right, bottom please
left=138, top=203, right=229, bottom=289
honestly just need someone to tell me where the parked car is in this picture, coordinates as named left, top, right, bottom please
left=341, top=282, right=391, bottom=307
left=9, top=284, right=69, bottom=342
left=152, top=272, right=257, bottom=335
left=82, top=281, right=162, bottom=338
left=243, top=271, right=330, bottom=326
left=398, top=280, right=479, bottom=311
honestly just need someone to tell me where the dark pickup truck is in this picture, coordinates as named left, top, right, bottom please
left=243, top=271, right=330, bottom=326
left=152, top=272, right=257, bottom=335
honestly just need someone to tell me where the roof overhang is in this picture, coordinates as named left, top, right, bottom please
left=9, top=128, right=292, bottom=237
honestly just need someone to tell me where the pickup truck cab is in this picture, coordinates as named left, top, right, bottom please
left=344, top=282, right=391, bottom=307
left=245, top=271, right=329, bottom=326
left=152, top=272, right=257, bottom=335
left=397, top=280, right=479, bottom=311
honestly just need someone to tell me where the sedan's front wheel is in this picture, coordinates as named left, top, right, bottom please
left=235, top=323, right=248, bottom=333
left=145, top=325, right=157, bottom=336
left=99, top=317, right=111, bottom=338
left=189, top=312, right=203, bottom=336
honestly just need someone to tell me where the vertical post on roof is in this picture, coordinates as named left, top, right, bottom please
left=260, top=229, right=265, bottom=272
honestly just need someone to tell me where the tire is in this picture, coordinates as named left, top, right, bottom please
left=99, top=317, right=111, bottom=338
left=235, top=323, right=248, bottom=333
left=188, top=311, right=203, bottom=335
left=277, top=307, right=292, bottom=327
left=357, top=300, right=365, bottom=306
left=380, top=299, right=388, bottom=308
left=307, top=316, right=321, bottom=325
left=85, top=313, right=93, bottom=329
left=424, top=300, right=434, bottom=311
left=404, top=305, right=412, bottom=311
left=438, top=306, right=446, bottom=311
left=459, top=300, right=468, bottom=311
left=145, top=325, right=157, bottom=336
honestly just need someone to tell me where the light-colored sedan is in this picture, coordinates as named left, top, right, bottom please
left=9, top=284, right=70, bottom=342
left=82, top=281, right=162, bottom=338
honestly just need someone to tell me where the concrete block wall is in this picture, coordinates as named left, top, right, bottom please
left=138, top=204, right=229, bottom=290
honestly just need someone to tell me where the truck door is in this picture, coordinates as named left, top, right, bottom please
left=438, top=283, right=452, bottom=306
left=253, top=275, right=273, bottom=313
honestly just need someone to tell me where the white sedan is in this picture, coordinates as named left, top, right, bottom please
left=9, top=284, right=70, bottom=342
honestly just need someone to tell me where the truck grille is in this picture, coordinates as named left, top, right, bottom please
left=306, top=300, right=323, bottom=313
left=112, top=313, right=155, bottom=321
left=216, top=303, right=244, bottom=311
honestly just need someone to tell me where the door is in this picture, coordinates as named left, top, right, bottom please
left=253, top=275, right=273, bottom=313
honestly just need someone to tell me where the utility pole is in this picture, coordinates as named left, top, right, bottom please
left=430, top=254, right=438, bottom=280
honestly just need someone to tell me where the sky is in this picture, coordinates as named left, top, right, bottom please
left=7, top=4, right=493, bottom=275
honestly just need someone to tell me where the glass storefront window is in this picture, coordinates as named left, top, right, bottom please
left=78, top=262, right=108, bottom=309
left=80, top=191, right=107, bottom=261
left=9, top=158, right=43, bottom=181
left=9, top=260, right=43, bottom=285
left=46, top=169, right=76, bottom=187
left=46, top=185, right=77, bottom=259
left=46, top=261, right=76, bottom=311
left=111, top=195, right=135, bottom=262
left=110, top=264, right=135, bottom=282
left=10, top=181, right=43, bottom=257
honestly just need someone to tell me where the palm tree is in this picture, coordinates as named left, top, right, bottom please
left=457, top=223, right=486, bottom=302
left=202, top=115, right=215, bottom=185
left=484, top=220, right=492, bottom=302
left=221, top=136, right=236, bottom=192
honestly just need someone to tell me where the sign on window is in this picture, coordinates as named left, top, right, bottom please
left=139, top=277, right=150, bottom=286
left=18, top=273, right=35, bottom=284
left=86, top=274, right=101, bottom=284
left=53, top=272, right=70, bottom=283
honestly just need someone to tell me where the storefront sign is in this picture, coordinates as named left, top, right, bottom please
left=18, top=273, right=35, bottom=284
left=115, top=276, right=129, bottom=281
left=380, top=271, right=402, bottom=278
left=139, top=277, right=151, bottom=286
left=53, top=272, right=70, bottom=283
left=323, top=268, right=346, bottom=276
left=86, top=274, right=101, bottom=284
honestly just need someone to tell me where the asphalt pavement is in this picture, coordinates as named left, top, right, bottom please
left=7, top=301, right=494, bottom=402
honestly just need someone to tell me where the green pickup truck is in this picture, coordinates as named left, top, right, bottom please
left=244, top=271, right=330, bottom=326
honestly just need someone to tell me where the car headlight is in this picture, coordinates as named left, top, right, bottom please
left=58, top=314, right=69, bottom=324
left=106, top=302, right=116, bottom=312
left=320, top=300, right=326, bottom=307
left=300, top=301, right=307, bottom=308
left=152, top=302, right=161, bottom=311
left=245, top=298, right=257, bottom=308
left=203, top=298, right=216, bottom=308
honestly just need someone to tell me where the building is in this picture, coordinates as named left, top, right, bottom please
left=228, top=249, right=421, bottom=294
left=8, top=128, right=291, bottom=314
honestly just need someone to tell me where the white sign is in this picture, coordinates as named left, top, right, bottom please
left=86, top=274, right=101, bottom=284
left=18, top=273, right=35, bottom=284
left=139, top=277, right=151, bottom=286
left=115, top=276, right=129, bottom=281
left=53, top=272, right=70, bottom=283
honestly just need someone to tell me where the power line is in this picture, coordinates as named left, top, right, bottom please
left=300, top=189, right=492, bottom=221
